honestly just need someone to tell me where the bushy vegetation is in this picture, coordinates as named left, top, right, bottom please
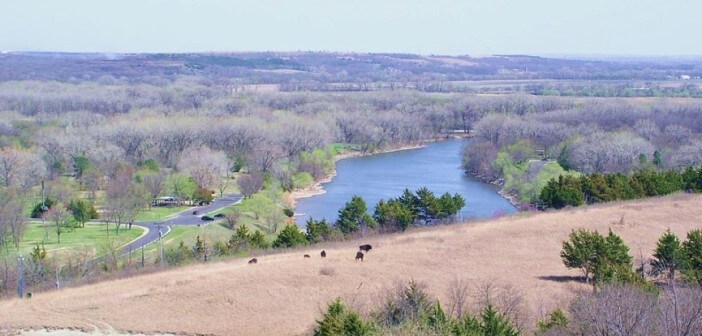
left=560, top=229, right=635, bottom=285
left=539, top=167, right=702, bottom=209
left=561, top=228, right=702, bottom=288
left=314, top=280, right=520, bottom=336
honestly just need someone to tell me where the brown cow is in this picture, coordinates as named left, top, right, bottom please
left=304, top=254, right=310, bottom=258
left=321, top=250, right=327, bottom=258
left=248, top=258, right=258, bottom=264
left=355, top=251, right=364, bottom=261
left=359, top=244, right=372, bottom=252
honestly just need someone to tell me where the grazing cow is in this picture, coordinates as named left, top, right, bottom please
left=355, top=251, right=364, bottom=261
left=248, top=258, right=258, bottom=264
left=304, top=254, right=310, bottom=258
left=321, top=250, right=327, bottom=258
left=359, top=244, right=372, bottom=252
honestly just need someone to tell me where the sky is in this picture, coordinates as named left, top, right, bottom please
left=1, top=0, right=700, bottom=56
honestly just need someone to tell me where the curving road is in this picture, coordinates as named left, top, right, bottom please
left=121, top=194, right=243, bottom=254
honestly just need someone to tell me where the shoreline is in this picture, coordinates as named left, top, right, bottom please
left=289, top=134, right=523, bottom=212
left=289, top=143, right=427, bottom=206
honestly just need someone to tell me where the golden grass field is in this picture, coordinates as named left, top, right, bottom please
left=2, top=194, right=701, bottom=336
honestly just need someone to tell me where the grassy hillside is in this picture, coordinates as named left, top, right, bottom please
left=2, top=194, right=701, bottom=335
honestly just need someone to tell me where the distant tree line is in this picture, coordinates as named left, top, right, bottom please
left=4, top=52, right=699, bottom=84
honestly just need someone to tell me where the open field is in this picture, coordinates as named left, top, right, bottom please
left=13, top=222, right=144, bottom=257
left=1, top=193, right=701, bottom=335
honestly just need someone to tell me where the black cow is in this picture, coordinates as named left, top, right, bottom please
left=359, top=244, right=372, bottom=252
left=321, top=250, right=327, bottom=258
left=355, top=251, right=364, bottom=261
left=304, top=254, right=311, bottom=258
left=248, top=258, right=258, bottom=264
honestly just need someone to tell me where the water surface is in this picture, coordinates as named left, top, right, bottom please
left=295, top=139, right=516, bottom=226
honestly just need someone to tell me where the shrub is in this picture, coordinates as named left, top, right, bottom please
left=314, top=298, right=375, bottom=336
left=272, top=224, right=307, bottom=248
left=30, top=197, right=55, bottom=218
left=165, top=241, right=194, bottom=265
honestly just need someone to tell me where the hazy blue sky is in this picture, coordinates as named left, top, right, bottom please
left=1, top=0, right=699, bottom=55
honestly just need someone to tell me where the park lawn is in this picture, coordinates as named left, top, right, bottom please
left=135, top=206, right=192, bottom=222
left=144, top=221, right=234, bottom=257
left=145, top=213, right=281, bottom=257
left=206, top=203, right=282, bottom=236
left=18, top=221, right=144, bottom=257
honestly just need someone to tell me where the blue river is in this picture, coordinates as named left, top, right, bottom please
left=295, top=139, right=516, bottom=227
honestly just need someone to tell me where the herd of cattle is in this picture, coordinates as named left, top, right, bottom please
left=247, top=244, right=373, bottom=265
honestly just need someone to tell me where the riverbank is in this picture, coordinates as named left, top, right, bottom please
left=289, top=143, right=426, bottom=205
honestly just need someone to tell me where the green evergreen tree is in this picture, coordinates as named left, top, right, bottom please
left=397, top=188, right=420, bottom=218
left=561, top=229, right=604, bottom=283
left=374, top=199, right=413, bottom=232
left=73, top=155, right=91, bottom=178
left=249, top=230, right=270, bottom=249
left=67, top=199, right=98, bottom=228
left=272, top=224, right=308, bottom=248
left=651, top=229, right=684, bottom=282
left=452, top=314, right=483, bottom=336
left=480, top=305, right=519, bottom=336
left=415, top=187, right=439, bottom=221
left=31, top=197, right=55, bottom=218
left=653, top=150, right=663, bottom=168
left=425, top=301, right=452, bottom=334
left=306, top=218, right=332, bottom=243
left=682, top=229, right=702, bottom=285
left=681, top=166, right=700, bottom=191
left=561, top=229, right=632, bottom=285
left=314, top=298, right=375, bottom=336
left=580, top=173, right=614, bottom=204
left=336, top=195, right=375, bottom=235
left=539, top=175, right=584, bottom=209
left=605, top=173, right=638, bottom=200
left=536, top=308, right=569, bottom=333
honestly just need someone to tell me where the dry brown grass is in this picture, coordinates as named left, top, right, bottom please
left=2, top=194, right=701, bottom=336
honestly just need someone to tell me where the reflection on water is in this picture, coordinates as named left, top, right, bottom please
left=295, top=139, right=516, bottom=227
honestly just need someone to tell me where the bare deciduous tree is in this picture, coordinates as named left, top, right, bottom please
left=0, top=148, right=46, bottom=189
left=44, top=204, right=69, bottom=243
left=237, top=171, right=264, bottom=198
left=0, top=188, right=27, bottom=252
left=178, top=146, right=229, bottom=190
left=142, top=171, right=166, bottom=208
left=105, top=167, right=148, bottom=235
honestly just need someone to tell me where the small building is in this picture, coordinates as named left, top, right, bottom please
left=680, top=75, right=691, bottom=80
left=154, top=196, right=177, bottom=206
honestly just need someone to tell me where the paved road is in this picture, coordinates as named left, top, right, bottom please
left=121, top=194, right=243, bottom=254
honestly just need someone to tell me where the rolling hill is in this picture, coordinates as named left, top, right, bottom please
left=2, top=193, right=701, bottom=335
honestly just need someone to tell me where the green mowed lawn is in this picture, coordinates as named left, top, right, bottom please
left=144, top=221, right=234, bottom=256
left=18, top=221, right=144, bottom=257
left=135, top=206, right=192, bottom=222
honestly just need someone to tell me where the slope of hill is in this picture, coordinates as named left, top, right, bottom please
left=2, top=194, right=701, bottom=335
